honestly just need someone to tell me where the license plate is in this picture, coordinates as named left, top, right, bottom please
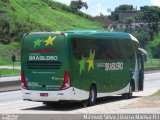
left=40, top=93, right=48, bottom=97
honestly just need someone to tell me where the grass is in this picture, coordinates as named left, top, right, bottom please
left=5, top=0, right=103, bottom=32
left=0, top=42, right=20, bottom=66
left=144, top=59, right=160, bottom=68
left=153, top=90, right=160, bottom=96
left=0, top=69, right=20, bottom=77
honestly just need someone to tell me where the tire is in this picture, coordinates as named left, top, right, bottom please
left=122, top=83, right=133, bottom=99
left=88, top=85, right=97, bottom=106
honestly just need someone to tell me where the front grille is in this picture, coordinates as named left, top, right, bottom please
left=27, top=61, right=62, bottom=69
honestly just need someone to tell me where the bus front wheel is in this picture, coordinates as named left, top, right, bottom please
left=88, top=85, right=97, bottom=106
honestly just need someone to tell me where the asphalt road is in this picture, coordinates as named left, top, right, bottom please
left=0, top=72, right=160, bottom=114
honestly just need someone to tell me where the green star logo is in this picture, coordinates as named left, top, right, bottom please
left=43, top=36, right=56, bottom=46
left=86, top=50, right=95, bottom=71
left=79, top=55, right=87, bottom=75
left=34, top=39, right=43, bottom=48
left=79, top=50, right=95, bottom=75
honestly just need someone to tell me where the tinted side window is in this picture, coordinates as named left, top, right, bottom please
left=71, top=37, right=134, bottom=60
left=71, top=37, right=96, bottom=59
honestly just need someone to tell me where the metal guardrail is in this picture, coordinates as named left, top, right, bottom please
left=0, top=79, right=21, bottom=92
left=0, top=75, right=20, bottom=92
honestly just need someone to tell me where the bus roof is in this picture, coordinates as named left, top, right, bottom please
left=66, top=30, right=99, bottom=34
left=66, top=30, right=139, bottom=43
left=23, top=30, right=139, bottom=43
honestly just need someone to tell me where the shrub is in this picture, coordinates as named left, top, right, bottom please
left=149, top=33, right=160, bottom=58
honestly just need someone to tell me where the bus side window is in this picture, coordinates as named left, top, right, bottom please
left=72, top=40, right=77, bottom=49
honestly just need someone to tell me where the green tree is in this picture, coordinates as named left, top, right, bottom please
left=133, top=26, right=149, bottom=48
left=134, top=6, right=160, bottom=58
left=124, top=17, right=134, bottom=33
left=70, top=0, right=88, bottom=13
left=136, top=6, right=160, bottom=40
left=109, top=4, right=133, bottom=20
left=149, top=33, right=160, bottom=58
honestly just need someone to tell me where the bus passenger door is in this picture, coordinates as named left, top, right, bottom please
left=138, top=53, right=144, bottom=91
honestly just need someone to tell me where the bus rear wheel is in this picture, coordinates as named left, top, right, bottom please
left=122, top=83, right=133, bottom=99
left=88, top=85, right=97, bottom=106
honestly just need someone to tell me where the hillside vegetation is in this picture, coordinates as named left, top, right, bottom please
left=149, top=33, right=160, bottom=58
left=0, top=0, right=104, bottom=43
left=0, top=42, right=20, bottom=65
left=0, top=0, right=104, bottom=65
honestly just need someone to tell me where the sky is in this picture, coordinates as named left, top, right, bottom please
left=54, top=0, right=160, bottom=16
